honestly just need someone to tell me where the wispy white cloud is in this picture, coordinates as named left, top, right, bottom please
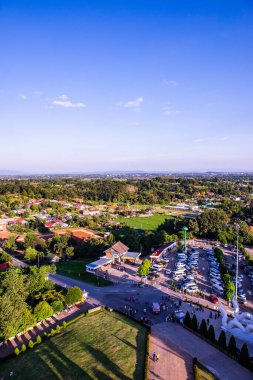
left=163, top=80, right=179, bottom=87
left=163, top=103, right=180, bottom=116
left=52, top=95, right=86, bottom=108
left=20, top=94, right=27, bottom=100
left=120, top=97, right=144, bottom=110
left=194, top=136, right=229, bottom=143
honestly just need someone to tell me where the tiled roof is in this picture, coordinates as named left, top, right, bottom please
left=105, top=241, right=129, bottom=255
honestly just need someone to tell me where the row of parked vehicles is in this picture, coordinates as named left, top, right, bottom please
left=207, top=249, right=224, bottom=294
left=232, top=275, right=247, bottom=304
left=172, top=250, right=199, bottom=294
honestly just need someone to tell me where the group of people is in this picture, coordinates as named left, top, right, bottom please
left=152, top=352, right=160, bottom=362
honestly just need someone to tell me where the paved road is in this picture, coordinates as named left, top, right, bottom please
left=50, top=273, right=253, bottom=380
left=150, top=322, right=253, bottom=380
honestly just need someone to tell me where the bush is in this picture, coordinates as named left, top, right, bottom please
left=36, top=335, right=42, bottom=344
left=208, top=325, right=215, bottom=342
left=183, top=311, right=192, bottom=328
left=218, top=331, right=226, bottom=349
left=191, top=314, right=198, bottom=332
left=228, top=335, right=237, bottom=357
left=239, top=343, right=250, bottom=366
left=14, top=347, right=20, bottom=356
left=28, top=340, right=34, bottom=348
left=199, top=319, right=208, bottom=338
left=21, top=344, right=26, bottom=352
left=51, top=328, right=56, bottom=336
left=62, top=321, right=67, bottom=328
left=56, top=325, right=61, bottom=331
left=52, top=300, right=63, bottom=313
left=44, top=332, right=48, bottom=337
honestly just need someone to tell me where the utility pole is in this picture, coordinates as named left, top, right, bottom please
left=235, top=223, right=239, bottom=300
left=182, top=226, right=188, bottom=252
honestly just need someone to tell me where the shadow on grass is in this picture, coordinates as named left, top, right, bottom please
left=83, top=343, right=132, bottom=380
left=40, top=340, right=94, bottom=379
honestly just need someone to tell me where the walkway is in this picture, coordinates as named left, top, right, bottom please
left=148, top=322, right=253, bottom=380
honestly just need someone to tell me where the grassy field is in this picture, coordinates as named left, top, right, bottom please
left=56, top=259, right=112, bottom=286
left=116, top=214, right=172, bottom=231
left=0, top=311, right=148, bottom=380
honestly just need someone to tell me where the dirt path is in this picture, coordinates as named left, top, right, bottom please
left=148, top=322, right=253, bottom=380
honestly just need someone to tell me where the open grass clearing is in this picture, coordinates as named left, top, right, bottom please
left=116, top=214, right=172, bottom=231
left=56, top=259, right=112, bottom=286
left=0, top=311, right=148, bottom=380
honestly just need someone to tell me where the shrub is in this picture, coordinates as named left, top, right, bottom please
left=36, top=335, right=42, bottom=344
left=218, top=331, right=226, bottom=349
left=52, top=300, right=63, bottom=314
left=28, top=340, right=34, bottom=348
left=199, top=319, right=207, bottom=338
left=51, top=328, right=56, bottom=335
left=21, top=344, right=26, bottom=352
left=44, top=332, right=48, bottom=337
left=239, top=343, right=250, bottom=366
left=228, top=335, right=237, bottom=357
left=183, top=311, right=192, bottom=328
left=14, top=347, right=20, bottom=356
left=191, top=314, right=198, bottom=331
left=56, top=325, right=61, bottom=331
left=208, top=325, right=215, bottom=342
left=62, top=321, right=67, bottom=328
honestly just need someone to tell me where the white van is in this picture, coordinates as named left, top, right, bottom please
left=152, top=302, right=161, bottom=314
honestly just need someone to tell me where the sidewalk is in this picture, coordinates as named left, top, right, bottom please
left=148, top=322, right=253, bottom=380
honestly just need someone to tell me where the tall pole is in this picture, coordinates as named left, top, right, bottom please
left=235, top=224, right=239, bottom=300
left=182, top=226, right=188, bottom=252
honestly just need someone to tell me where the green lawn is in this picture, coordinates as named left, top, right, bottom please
left=194, top=360, right=220, bottom=380
left=56, top=259, right=112, bottom=286
left=116, top=214, right=172, bottom=231
left=0, top=311, right=148, bottom=380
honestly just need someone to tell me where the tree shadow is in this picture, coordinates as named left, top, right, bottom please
left=82, top=342, right=131, bottom=380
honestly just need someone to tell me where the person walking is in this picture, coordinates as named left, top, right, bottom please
left=156, top=353, right=160, bottom=362
left=152, top=352, right=157, bottom=362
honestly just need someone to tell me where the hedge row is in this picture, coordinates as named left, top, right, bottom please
left=184, top=312, right=252, bottom=372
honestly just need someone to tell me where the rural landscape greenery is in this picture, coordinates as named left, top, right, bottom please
left=1, top=1, right=253, bottom=379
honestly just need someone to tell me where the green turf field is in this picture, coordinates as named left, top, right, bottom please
left=56, top=259, right=112, bottom=286
left=117, top=214, right=172, bottom=230
left=0, top=311, right=148, bottom=380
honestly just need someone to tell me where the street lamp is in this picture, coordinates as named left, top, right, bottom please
left=235, top=223, right=240, bottom=300
left=182, top=226, right=188, bottom=252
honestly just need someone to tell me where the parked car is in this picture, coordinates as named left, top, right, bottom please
left=210, top=294, right=219, bottom=304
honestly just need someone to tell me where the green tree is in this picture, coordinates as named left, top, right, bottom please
left=51, top=300, right=63, bottom=313
left=199, top=319, right=208, bottom=338
left=14, top=347, right=20, bottom=355
left=25, top=247, right=38, bottom=262
left=36, top=335, right=42, bottom=344
left=228, top=335, right=237, bottom=357
left=28, top=340, right=34, bottom=348
left=239, top=343, right=250, bottom=366
left=208, top=325, right=215, bottom=342
left=65, top=246, right=74, bottom=257
left=2, top=235, right=17, bottom=252
left=65, top=286, right=83, bottom=305
left=183, top=311, right=192, bottom=328
left=34, top=301, right=54, bottom=322
left=218, top=330, right=226, bottom=349
left=191, top=314, right=198, bottom=331
left=138, top=258, right=151, bottom=276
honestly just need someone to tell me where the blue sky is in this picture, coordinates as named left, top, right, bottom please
left=0, top=0, right=252, bottom=173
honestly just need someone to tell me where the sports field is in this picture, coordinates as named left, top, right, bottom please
left=0, top=311, right=148, bottom=380
left=117, top=214, right=172, bottom=230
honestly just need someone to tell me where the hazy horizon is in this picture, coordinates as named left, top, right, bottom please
left=1, top=1, right=253, bottom=172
